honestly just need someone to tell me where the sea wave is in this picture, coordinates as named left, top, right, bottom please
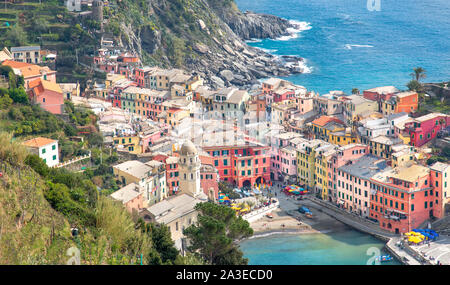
left=259, top=48, right=278, bottom=53
left=275, top=20, right=312, bottom=41
left=245, top=38, right=263, bottom=43
left=297, top=59, right=313, bottom=74
left=344, top=44, right=374, bottom=50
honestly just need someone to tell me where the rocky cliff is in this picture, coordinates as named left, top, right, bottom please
left=107, top=0, right=303, bottom=89
left=208, top=1, right=294, bottom=40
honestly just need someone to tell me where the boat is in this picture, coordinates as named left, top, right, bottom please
left=298, top=206, right=310, bottom=214
left=266, top=213, right=273, bottom=219
left=375, top=255, right=393, bottom=262
left=305, top=212, right=313, bottom=219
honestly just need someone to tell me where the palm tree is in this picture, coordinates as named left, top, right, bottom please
left=410, top=67, right=427, bottom=82
left=351, top=88, right=360, bottom=95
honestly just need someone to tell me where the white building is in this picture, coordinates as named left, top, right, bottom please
left=22, top=137, right=59, bottom=167
left=65, top=0, right=82, bottom=12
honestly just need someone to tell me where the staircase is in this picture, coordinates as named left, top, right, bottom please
left=430, top=215, right=450, bottom=235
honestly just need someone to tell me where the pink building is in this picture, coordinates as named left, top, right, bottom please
left=200, top=163, right=219, bottom=200
left=27, top=78, right=64, bottom=114
left=110, top=183, right=145, bottom=214
left=140, top=129, right=162, bottom=153
left=280, top=146, right=298, bottom=183
left=296, top=92, right=315, bottom=114
left=336, top=155, right=388, bottom=217
left=329, top=144, right=369, bottom=203
left=370, top=164, right=439, bottom=233
left=405, top=113, right=450, bottom=147
left=269, top=132, right=303, bottom=182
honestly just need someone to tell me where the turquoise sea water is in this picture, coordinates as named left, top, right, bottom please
left=236, top=0, right=450, bottom=95
left=239, top=230, right=401, bottom=265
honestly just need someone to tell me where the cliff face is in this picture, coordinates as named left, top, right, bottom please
left=109, top=0, right=300, bottom=89
left=208, top=1, right=293, bottom=40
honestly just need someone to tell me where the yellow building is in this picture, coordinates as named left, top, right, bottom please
left=368, top=135, right=403, bottom=160
left=297, top=139, right=329, bottom=191
left=310, top=116, right=345, bottom=142
left=314, top=146, right=337, bottom=200
left=113, top=135, right=141, bottom=154
left=328, top=129, right=358, bottom=146
left=391, top=145, right=416, bottom=167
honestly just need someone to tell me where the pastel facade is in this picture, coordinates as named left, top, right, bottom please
left=2, top=60, right=56, bottom=89
left=27, top=78, right=64, bottom=115
left=110, top=183, right=144, bottom=214
left=337, top=155, right=388, bottom=217
left=343, top=95, right=378, bottom=125
left=329, top=144, right=370, bottom=203
left=203, top=143, right=271, bottom=188
left=429, top=162, right=450, bottom=219
left=11, top=46, right=41, bottom=64
left=370, top=164, right=439, bottom=233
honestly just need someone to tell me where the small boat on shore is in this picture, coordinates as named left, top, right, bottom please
left=376, top=255, right=393, bottom=262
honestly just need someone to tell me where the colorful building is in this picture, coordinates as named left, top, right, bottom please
left=27, top=78, right=64, bottom=115
left=370, top=164, right=440, bottom=233
left=202, top=138, right=271, bottom=188
left=329, top=144, right=370, bottom=203
left=405, top=113, right=450, bottom=147
left=337, top=155, right=388, bottom=217
left=381, top=91, right=418, bottom=115
left=429, top=162, right=450, bottom=219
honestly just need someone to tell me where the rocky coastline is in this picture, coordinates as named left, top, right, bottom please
left=126, top=0, right=306, bottom=90
left=188, top=17, right=306, bottom=90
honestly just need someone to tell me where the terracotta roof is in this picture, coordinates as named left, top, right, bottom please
left=28, top=78, right=62, bottom=96
left=22, top=137, right=57, bottom=148
left=2, top=60, right=54, bottom=78
left=311, top=116, right=343, bottom=127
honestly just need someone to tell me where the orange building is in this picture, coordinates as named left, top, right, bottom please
left=1, top=60, right=56, bottom=89
left=381, top=91, right=418, bottom=115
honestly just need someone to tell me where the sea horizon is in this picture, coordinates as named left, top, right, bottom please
left=236, top=0, right=450, bottom=95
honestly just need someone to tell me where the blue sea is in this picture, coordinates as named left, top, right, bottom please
left=236, top=0, right=450, bottom=95
left=239, top=230, right=401, bottom=265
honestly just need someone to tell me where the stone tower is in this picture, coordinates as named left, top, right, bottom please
left=92, top=0, right=103, bottom=29
left=178, top=140, right=205, bottom=199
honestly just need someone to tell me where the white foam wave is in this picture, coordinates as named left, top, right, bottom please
left=275, top=20, right=312, bottom=41
left=299, top=60, right=312, bottom=74
left=246, top=38, right=263, bottom=43
left=259, top=48, right=278, bottom=53
left=344, top=44, right=374, bottom=50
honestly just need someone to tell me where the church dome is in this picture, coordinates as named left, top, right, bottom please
left=180, top=140, right=197, bottom=156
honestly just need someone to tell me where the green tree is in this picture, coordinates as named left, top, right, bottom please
left=410, top=67, right=426, bottom=82
left=183, top=202, right=253, bottom=265
left=351, top=88, right=360, bottom=95
left=407, top=80, right=423, bottom=93
left=5, top=24, right=28, bottom=46
left=24, top=154, right=50, bottom=177
left=9, top=88, right=29, bottom=104
left=0, top=94, right=13, bottom=109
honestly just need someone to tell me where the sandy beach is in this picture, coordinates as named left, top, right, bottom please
left=249, top=191, right=350, bottom=237
left=250, top=208, right=316, bottom=235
